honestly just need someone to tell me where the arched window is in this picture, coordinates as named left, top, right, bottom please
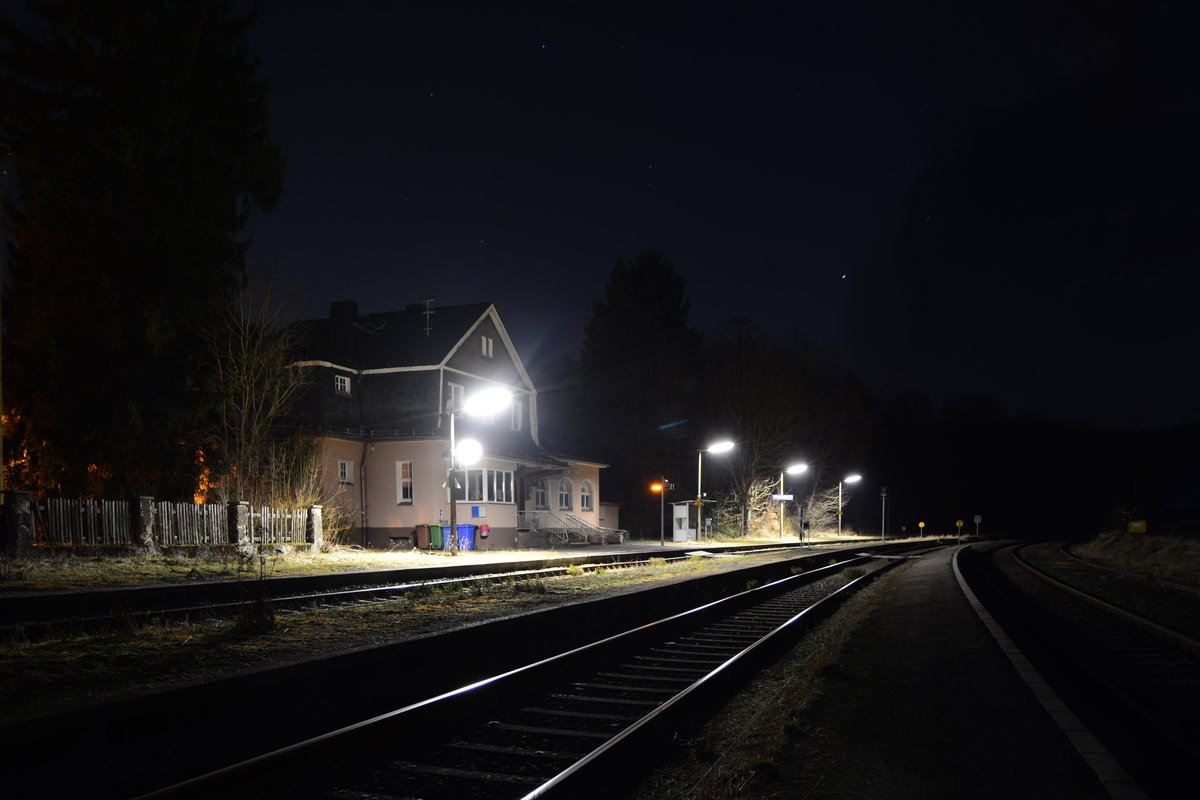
left=558, top=478, right=573, bottom=510
left=580, top=480, right=594, bottom=512
left=534, top=478, right=548, bottom=509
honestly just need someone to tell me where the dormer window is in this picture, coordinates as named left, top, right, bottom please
left=481, top=335, right=494, bottom=358
left=334, top=374, right=351, bottom=395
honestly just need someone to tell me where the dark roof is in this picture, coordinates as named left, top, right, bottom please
left=292, top=302, right=493, bottom=370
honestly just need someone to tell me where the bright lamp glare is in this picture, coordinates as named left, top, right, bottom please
left=786, top=463, right=808, bottom=475
left=650, top=482, right=664, bottom=493
left=456, top=439, right=483, bottom=466
left=462, top=387, right=512, bottom=417
left=844, top=473, right=862, bottom=483
left=707, top=440, right=735, bottom=454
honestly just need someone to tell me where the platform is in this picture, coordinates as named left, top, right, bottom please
left=763, top=544, right=1135, bottom=798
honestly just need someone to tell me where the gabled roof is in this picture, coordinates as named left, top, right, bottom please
left=293, top=301, right=494, bottom=370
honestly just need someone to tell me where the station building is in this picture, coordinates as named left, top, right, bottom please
left=290, top=300, right=618, bottom=549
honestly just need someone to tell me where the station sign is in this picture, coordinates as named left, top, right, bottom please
left=771, top=494, right=794, bottom=501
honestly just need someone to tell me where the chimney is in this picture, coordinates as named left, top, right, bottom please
left=330, top=300, right=358, bottom=321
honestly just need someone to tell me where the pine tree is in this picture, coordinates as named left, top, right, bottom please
left=1, top=1, right=284, bottom=497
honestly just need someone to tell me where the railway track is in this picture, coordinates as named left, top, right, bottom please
left=960, top=541, right=1200, bottom=799
left=0, top=541, right=911, bottom=640
left=142, top=553, right=907, bottom=799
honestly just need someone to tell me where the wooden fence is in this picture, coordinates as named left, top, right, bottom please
left=45, top=498, right=132, bottom=547
left=155, top=501, right=229, bottom=547
left=27, top=497, right=319, bottom=550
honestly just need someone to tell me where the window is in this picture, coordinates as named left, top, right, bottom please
left=510, top=397, right=524, bottom=431
left=337, top=459, right=353, bottom=484
left=466, top=469, right=484, bottom=502
left=451, top=468, right=516, bottom=503
left=558, top=478, right=573, bottom=510
left=447, top=382, right=464, bottom=412
left=533, top=478, right=548, bottom=509
left=580, top=481, right=594, bottom=512
left=481, top=335, right=494, bottom=358
left=396, top=461, right=413, bottom=504
left=334, top=374, right=351, bottom=395
left=490, top=469, right=514, bottom=503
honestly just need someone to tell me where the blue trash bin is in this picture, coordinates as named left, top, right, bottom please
left=456, top=523, right=476, bottom=551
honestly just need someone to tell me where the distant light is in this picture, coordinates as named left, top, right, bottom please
left=707, top=440, right=735, bottom=454
left=456, top=439, right=483, bottom=466
left=463, top=387, right=511, bottom=416
left=786, top=463, right=808, bottom=475
left=844, top=473, right=862, bottom=483
left=650, top=482, right=664, bottom=493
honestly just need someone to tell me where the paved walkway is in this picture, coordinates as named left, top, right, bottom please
left=763, top=545, right=1124, bottom=799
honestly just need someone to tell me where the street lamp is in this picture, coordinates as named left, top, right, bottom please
left=838, top=473, right=862, bottom=537
left=446, top=387, right=511, bottom=554
left=696, top=440, right=734, bottom=540
left=780, top=462, right=808, bottom=539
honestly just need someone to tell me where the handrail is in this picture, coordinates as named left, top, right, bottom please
left=516, top=510, right=588, bottom=543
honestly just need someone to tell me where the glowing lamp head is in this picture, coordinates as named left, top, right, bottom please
left=707, top=440, right=735, bottom=454
left=462, top=387, right=512, bottom=417
left=785, top=463, right=808, bottom=475
left=650, top=482, right=664, bottom=493
left=844, top=473, right=862, bottom=484
left=456, top=438, right=483, bottom=466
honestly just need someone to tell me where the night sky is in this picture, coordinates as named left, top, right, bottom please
left=12, top=1, right=1194, bottom=429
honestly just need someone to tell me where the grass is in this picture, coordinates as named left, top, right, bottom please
left=0, top=546, right=594, bottom=592
left=1075, top=531, right=1200, bottom=586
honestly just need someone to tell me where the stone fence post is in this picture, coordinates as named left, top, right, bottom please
left=228, top=501, right=251, bottom=553
left=132, top=497, right=158, bottom=554
left=308, top=505, right=324, bottom=551
left=2, top=491, right=35, bottom=557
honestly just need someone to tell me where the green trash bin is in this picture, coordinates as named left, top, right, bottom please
left=429, top=524, right=443, bottom=549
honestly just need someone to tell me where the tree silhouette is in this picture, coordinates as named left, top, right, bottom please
left=1, top=1, right=284, bottom=497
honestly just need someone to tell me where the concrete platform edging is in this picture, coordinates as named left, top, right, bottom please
left=951, top=546, right=1148, bottom=800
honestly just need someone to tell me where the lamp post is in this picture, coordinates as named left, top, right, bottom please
left=880, top=486, right=888, bottom=541
left=780, top=462, right=808, bottom=539
left=696, top=440, right=734, bottom=541
left=446, top=387, right=511, bottom=554
left=650, top=480, right=671, bottom=546
left=838, top=473, right=862, bottom=537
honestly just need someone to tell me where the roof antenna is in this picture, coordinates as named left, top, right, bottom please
left=422, top=295, right=436, bottom=336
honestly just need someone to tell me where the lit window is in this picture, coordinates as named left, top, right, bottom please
left=451, top=469, right=515, bottom=503
left=580, top=481, right=594, bottom=512
left=396, top=461, right=413, bottom=504
left=481, top=335, right=494, bottom=358
left=337, top=460, right=353, bottom=484
left=334, top=374, right=351, bottom=395
left=534, top=478, right=548, bottom=509
left=558, top=478, right=572, bottom=510
left=490, top=469, right=514, bottom=503
left=467, top=469, right=484, bottom=502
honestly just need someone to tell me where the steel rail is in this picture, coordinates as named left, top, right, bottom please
left=5, top=541, right=923, bottom=639
left=137, top=554, right=906, bottom=799
left=1013, top=543, right=1200, bottom=655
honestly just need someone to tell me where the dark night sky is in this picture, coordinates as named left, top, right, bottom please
left=13, top=1, right=1193, bottom=429
left=242, top=1, right=1199, bottom=430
